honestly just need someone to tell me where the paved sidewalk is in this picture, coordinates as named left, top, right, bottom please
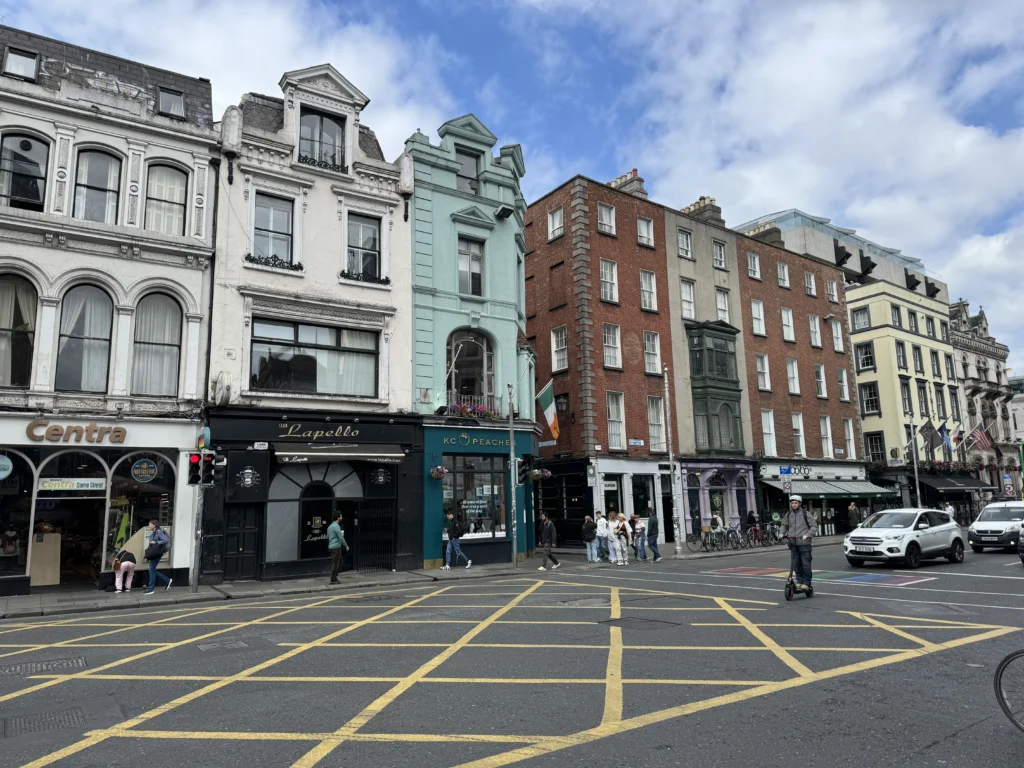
left=0, top=562, right=523, bottom=620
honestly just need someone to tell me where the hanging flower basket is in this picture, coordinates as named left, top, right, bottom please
left=429, top=465, right=449, bottom=480
left=447, top=402, right=501, bottom=420
left=530, top=468, right=552, bottom=480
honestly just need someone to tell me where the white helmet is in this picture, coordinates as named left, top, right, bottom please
left=790, top=495, right=803, bottom=503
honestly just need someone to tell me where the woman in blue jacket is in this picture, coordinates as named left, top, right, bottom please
left=144, top=520, right=172, bottom=594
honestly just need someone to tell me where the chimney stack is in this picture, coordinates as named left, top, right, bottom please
left=743, top=220, right=785, bottom=248
left=608, top=168, right=648, bottom=199
left=681, top=195, right=725, bottom=227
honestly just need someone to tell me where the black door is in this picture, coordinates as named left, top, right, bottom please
left=224, top=503, right=261, bottom=581
left=736, top=489, right=749, bottom=530
left=354, top=500, right=396, bottom=573
left=660, top=474, right=675, bottom=543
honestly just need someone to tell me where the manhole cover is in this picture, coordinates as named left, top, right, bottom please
left=0, top=658, right=87, bottom=677
left=600, top=617, right=679, bottom=631
left=4, top=707, right=86, bottom=738
left=196, top=640, right=249, bottom=652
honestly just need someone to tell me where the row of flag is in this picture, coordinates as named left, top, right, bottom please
left=916, top=419, right=1000, bottom=458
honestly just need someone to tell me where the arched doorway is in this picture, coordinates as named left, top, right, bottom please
left=707, top=471, right=728, bottom=525
left=735, top=474, right=749, bottom=528
left=0, top=449, right=35, bottom=578
left=107, top=452, right=177, bottom=572
left=686, top=473, right=701, bottom=534
left=446, top=329, right=495, bottom=411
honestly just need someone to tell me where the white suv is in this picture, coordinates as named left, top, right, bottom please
left=844, top=508, right=965, bottom=569
left=967, top=502, right=1023, bottom=553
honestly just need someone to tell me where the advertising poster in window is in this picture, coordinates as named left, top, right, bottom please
left=300, top=508, right=330, bottom=560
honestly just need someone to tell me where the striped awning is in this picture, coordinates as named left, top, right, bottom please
left=760, top=479, right=850, bottom=498
left=827, top=480, right=899, bottom=497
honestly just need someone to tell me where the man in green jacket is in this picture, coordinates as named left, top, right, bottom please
left=328, top=511, right=349, bottom=584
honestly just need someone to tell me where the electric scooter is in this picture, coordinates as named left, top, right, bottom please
left=784, top=539, right=814, bottom=601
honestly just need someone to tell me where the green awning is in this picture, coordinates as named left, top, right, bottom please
left=827, top=480, right=900, bottom=497
left=760, top=479, right=848, bottom=498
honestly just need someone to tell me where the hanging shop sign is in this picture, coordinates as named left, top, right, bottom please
left=26, top=420, right=127, bottom=444
left=37, top=478, right=107, bottom=492
left=130, top=459, right=158, bottom=483
left=0, top=455, right=12, bottom=481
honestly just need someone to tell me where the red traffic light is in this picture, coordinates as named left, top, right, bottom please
left=189, top=453, right=202, bottom=464
left=203, top=453, right=215, bottom=463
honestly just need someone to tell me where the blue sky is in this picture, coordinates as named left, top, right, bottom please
left=5, top=0, right=1024, bottom=370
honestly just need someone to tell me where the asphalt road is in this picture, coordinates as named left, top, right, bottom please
left=0, top=541, right=1022, bottom=767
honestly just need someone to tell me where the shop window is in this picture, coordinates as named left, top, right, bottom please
left=0, top=450, right=34, bottom=578
left=131, top=293, right=182, bottom=397
left=446, top=329, right=495, bottom=408
left=107, top=452, right=176, bottom=572
left=55, top=285, right=113, bottom=393
left=442, top=455, right=507, bottom=539
left=0, top=274, right=36, bottom=388
left=36, top=451, right=108, bottom=584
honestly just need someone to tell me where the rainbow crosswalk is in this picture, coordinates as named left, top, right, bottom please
left=707, top=566, right=934, bottom=586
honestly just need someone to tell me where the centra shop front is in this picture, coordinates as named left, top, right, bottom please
left=0, top=415, right=199, bottom=595
left=423, top=421, right=537, bottom=568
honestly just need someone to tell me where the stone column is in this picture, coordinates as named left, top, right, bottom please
left=50, top=123, right=77, bottom=216
left=110, top=306, right=135, bottom=396
left=623, top=472, right=634, bottom=518
left=125, top=141, right=147, bottom=228
left=31, top=298, right=59, bottom=392
left=182, top=313, right=202, bottom=400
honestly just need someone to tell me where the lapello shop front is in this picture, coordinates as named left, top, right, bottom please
left=202, top=408, right=423, bottom=583
left=423, top=422, right=537, bottom=569
left=0, top=415, right=198, bottom=595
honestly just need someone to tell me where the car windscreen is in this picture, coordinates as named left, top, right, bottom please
left=977, top=506, right=1024, bottom=522
left=861, top=512, right=918, bottom=529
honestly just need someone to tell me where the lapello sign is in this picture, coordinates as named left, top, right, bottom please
left=26, top=420, right=127, bottom=444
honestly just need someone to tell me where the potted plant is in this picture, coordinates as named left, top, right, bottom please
left=429, top=465, right=449, bottom=480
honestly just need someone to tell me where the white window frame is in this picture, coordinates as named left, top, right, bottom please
left=838, top=368, right=850, bottom=401
left=713, top=240, right=726, bottom=269
left=761, top=409, right=777, bottom=457
left=827, top=279, right=838, bottom=302
left=551, top=325, right=567, bottom=372
left=777, top=262, right=790, bottom=288
left=640, top=269, right=657, bottom=311
left=747, top=252, right=761, bottom=279
left=677, top=229, right=692, bottom=259
left=547, top=206, right=564, bottom=240
left=597, top=203, right=616, bottom=235
left=680, top=279, right=696, bottom=319
left=643, top=330, right=661, bottom=374
left=844, top=417, right=856, bottom=460
left=607, top=391, right=625, bottom=450
left=637, top=216, right=654, bottom=247
left=820, top=415, right=833, bottom=458
left=809, top=314, right=821, bottom=347
left=781, top=308, right=795, bottom=341
left=250, top=186, right=303, bottom=270
left=814, top=363, right=827, bottom=398
left=603, top=323, right=621, bottom=368
left=787, top=358, right=800, bottom=394
left=647, top=395, right=666, bottom=452
left=804, top=271, right=816, bottom=296
left=756, top=353, right=770, bottom=390
left=751, top=300, right=766, bottom=335
left=852, top=307, right=870, bottom=330
left=832, top=319, right=844, bottom=352
left=792, top=412, right=806, bottom=457
left=600, top=258, right=618, bottom=302
left=715, top=289, right=730, bottom=323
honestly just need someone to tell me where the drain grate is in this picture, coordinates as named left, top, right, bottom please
left=599, top=617, right=680, bottom=631
left=0, top=658, right=87, bottom=677
left=4, top=707, right=86, bottom=738
left=196, top=640, right=249, bottom=652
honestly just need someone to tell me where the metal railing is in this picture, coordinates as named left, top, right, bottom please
left=446, top=391, right=504, bottom=419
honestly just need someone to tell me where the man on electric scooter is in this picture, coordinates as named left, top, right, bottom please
left=781, top=495, right=818, bottom=593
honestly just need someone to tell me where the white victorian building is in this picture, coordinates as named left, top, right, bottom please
left=0, top=26, right=216, bottom=594
left=202, top=66, right=415, bottom=584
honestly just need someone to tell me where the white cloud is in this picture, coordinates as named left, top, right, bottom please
left=0, top=0, right=457, bottom=159
left=515, top=0, right=1024, bottom=369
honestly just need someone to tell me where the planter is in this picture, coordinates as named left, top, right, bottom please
left=530, top=468, right=552, bottom=480
left=429, top=466, right=449, bottom=480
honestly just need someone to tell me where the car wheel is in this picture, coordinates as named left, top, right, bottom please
left=903, top=543, right=922, bottom=569
left=946, top=539, right=964, bottom=564
left=971, top=545, right=984, bottom=553
left=846, top=557, right=863, bottom=567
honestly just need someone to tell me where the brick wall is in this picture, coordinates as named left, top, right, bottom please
left=737, top=236, right=863, bottom=460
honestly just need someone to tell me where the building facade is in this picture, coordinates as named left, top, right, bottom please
left=404, top=115, right=536, bottom=567
left=1009, top=376, right=1024, bottom=443
left=202, top=65, right=417, bottom=582
left=0, top=26, right=216, bottom=594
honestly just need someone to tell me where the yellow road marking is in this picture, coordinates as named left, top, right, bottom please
left=849, top=613, right=941, bottom=651
left=714, top=598, right=813, bottom=678
left=289, top=581, right=545, bottom=768
left=601, top=588, right=624, bottom=725
left=498, top=577, right=774, bottom=605
left=837, top=611, right=1004, bottom=629
left=91, top=729, right=545, bottom=744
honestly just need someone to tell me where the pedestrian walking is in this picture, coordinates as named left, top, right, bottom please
left=613, top=513, right=632, bottom=566
left=443, top=511, right=471, bottom=570
left=582, top=516, right=599, bottom=562
left=143, top=520, right=171, bottom=595
left=847, top=502, right=862, bottom=530
left=944, top=502, right=956, bottom=526
left=781, top=496, right=817, bottom=593
left=631, top=513, right=648, bottom=562
left=112, top=548, right=136, bottom=592
left=327, top=511, right=350, bottom=584
left=646, top=508, right=662, bottom=562
left=538, top=512, right=560, bottom=570
left=595, top=512, right=610, bottom=561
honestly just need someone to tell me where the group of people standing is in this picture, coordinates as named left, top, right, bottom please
left=580, top=510, right=662, bottom=566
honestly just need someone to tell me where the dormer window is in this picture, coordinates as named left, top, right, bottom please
left=455, top=150, right=479, bottom=194
left=3, top=48, right=38, bottom=81
left=299, top=108, right=345, bottom=172
left=158, top=88, right=185, bottom=118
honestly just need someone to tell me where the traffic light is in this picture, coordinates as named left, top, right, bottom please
left=201, top=450, right=216, bottom=486
left=212, top=454, right=226, bottom=485
left=516, top=458, right=530, bottom=486
left=187, top=452, right=202, bottom=485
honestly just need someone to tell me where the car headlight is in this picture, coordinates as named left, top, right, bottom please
left=1007, top=523, right=1021, bottom=532
left=884, top=533, right=906, bottom=541
left=968, top=525, right=976, bottom=533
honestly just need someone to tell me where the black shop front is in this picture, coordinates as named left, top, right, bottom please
left=200, top=407, right=423, bottom=584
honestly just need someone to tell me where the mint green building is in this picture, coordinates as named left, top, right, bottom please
left=404, top=115, right=537, bottom=568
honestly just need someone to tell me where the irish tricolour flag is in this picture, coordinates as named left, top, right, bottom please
left=536, top=380, right=559, bottom=439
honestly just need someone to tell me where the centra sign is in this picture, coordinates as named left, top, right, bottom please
left=26, top=420, right=127, bottom=444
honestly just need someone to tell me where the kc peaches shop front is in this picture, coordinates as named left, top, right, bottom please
left=422, top=423, right=537, bottom=568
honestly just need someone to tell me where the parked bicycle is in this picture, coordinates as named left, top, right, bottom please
left=995, top=649, right=1024, bottom=733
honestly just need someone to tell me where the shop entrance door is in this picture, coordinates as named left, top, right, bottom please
left=353, top=500, right=396, bottom=573
left=660, top=474, right=675, bottom=543
left=223, top=504, right=261, bottom=581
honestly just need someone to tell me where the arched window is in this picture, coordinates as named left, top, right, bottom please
left=131, top=293, right=182, bottom=397
left=0, top=275, right=36, bottom=387
left=718, top=403, right=736, bottom=450
left=144, top=165, right=187, bottom=235
left=299, top=109, right=345, bottom=168
left=73, top=150, right=121, bottom=224
left=55, top=285, right=113, bottom=393
left=446, top=330, right=494, bottom=407
left=0, top=133, right=48, bottom=212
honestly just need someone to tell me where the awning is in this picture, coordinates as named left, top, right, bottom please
left=273, top=444, right=406, bottom=464
left=827, top=480, right=900, bottom=497
left=917, top=476, right=997, bottom=494
left=760, top=479, right=848, bottom=498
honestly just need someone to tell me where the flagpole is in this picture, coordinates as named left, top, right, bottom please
left=910, top=416, right=921, bottom=505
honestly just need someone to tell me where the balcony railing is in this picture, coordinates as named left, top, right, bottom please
left=446, top=392, right=504, bottom=420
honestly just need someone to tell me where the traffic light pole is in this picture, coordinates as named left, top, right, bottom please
left=508, top=382, right=518, bottom=570
left=190, top=486, right=203, bottom=593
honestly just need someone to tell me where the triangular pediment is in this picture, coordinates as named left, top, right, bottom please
left=439, top=113, right=497, bottom=146
left=451, top=205, right=495, bottom=229
left=280, top=64, right=369, bottom=109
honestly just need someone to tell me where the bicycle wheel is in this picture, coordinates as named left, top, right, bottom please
left=685, top=533, right=703, bottom=553
left=728, top=531, right=740, bottom=550
left=995, top=649, right=1024, bottom=733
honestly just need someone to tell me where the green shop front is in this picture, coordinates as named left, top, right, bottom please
left=423, top=422, right=537, bottom=568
